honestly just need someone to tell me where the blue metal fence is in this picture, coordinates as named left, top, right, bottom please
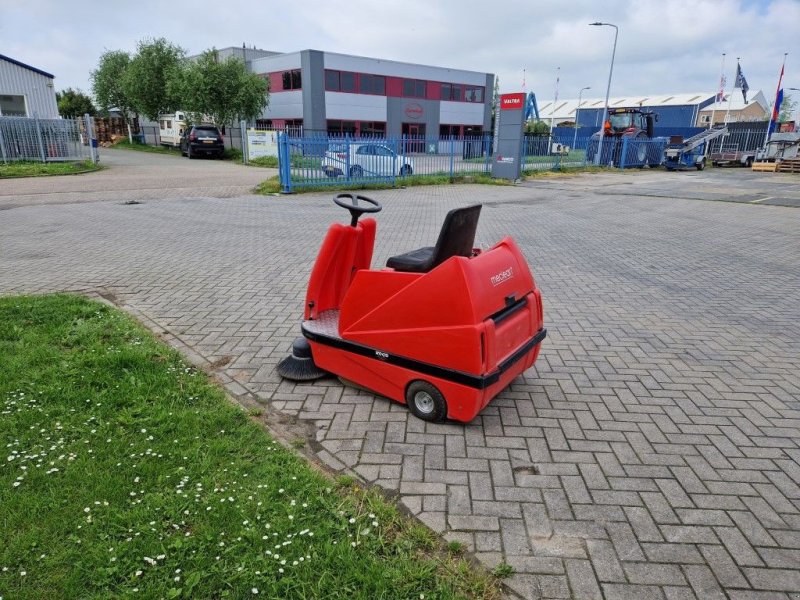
left=277, top=134, right=492, bottom=193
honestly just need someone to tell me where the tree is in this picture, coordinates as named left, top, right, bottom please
left=124, top=38, right=185, bottom=122
left=174, top=50, right=268, bottom=132
left=779, top=92, right=796, bottom=123
left=91, top=50, right=134, bottom=121
left=525, top=120, right=550, bottom=134
left=56, top=88, right=96, bottom=118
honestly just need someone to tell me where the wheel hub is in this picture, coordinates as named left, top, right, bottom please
left=414, top=391, right=435, bottom=414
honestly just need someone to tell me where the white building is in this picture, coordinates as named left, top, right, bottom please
left=0, top=53, right=59, bottom=118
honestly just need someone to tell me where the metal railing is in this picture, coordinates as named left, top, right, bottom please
left=277, top=134, right=492, bottom=193
left=0, top=116, right=93, bottom=164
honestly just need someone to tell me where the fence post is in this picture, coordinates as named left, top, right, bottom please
left=449, top=136, right=455, bottom=179
left=241, top=120, right=249, bottom=165
left=619, top=137, right=629, bottom=169
left=483, top=134, right=490, bottom=174
left=278, top=132, right=291, bottom=193
left=0, top=125, right=7, bottom=165
left=84, top=114, right=98, bottom=164
left=34, top=114, right=46, bottom=162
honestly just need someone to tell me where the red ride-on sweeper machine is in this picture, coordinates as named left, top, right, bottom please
left=277, top=194, right=547, bottom=423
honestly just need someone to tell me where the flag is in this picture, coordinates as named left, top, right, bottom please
left=734, top=63, right=750, bottom=103
left=768, top=63, right=786, bottom=136
left=768, top=88, right=784, bottom=136
left=716, top=74, right=726, bottom=102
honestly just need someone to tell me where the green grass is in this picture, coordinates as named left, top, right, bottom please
left=255, top=172, right=514, bottom=195
left=110, top=140, right=182, bottom=156
left=0, top=160, right=102, bottom=178
left=0, top=294, right=502, bottom=600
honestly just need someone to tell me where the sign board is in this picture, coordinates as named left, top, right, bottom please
left=500, top=93, right=526, bottom=111
left=246, top=129, right=280, bottom=158
left=492, top=92, right=526, bottom=180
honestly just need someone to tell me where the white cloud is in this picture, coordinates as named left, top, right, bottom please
left=1, top=0, right=796, bottom=102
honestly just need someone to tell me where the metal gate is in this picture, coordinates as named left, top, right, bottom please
left=0, top=115, right=98, bottom=164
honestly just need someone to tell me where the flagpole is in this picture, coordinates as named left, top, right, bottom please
left=549, top=66, right=560, bottom=137
left=723, top=57, right=739, bottom=125
left=709, top=53, right=726, bottom=129
left=763, top=53, right=788, bottom=147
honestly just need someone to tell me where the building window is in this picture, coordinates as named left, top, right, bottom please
left=440, top=84, right=462, bottom=101
left=340, top=72, right=356, bottom=93
left=325, top=70, right=359, bottom=93
left=359, top=121, right=386, bottom=136
left=325, top=70, right=340, bottom=91
left=359, top=74, right=386, bottom=95
left=282, top=69, right=302, bottom=90
left=327, top=120, right=357, bottom=135
left=0, top=94, right=26, bottom=116
left=465, top=86, right=484, bottom=103
left=403, top=79, right=426, bottom=98
left=439, top=124, right=461, bottom=137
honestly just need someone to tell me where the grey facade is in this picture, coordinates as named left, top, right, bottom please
left=248, top=48, right=493, bottom=137
left=0, top=54, right=59, bottom=118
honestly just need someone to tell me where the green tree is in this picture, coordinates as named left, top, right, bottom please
left=779, top=92, right=796, bottom=122
left=91, top=50, right=134, bottom=121
left=56, top=88, right=96, bottom=118
left=174, top=50, right=268, bottom=132
left=524, top=120, right=550, bottom=134
left=124, top=37, right=185, bottom=121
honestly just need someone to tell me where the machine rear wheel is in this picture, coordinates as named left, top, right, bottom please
left=406, top=380, right=447, bottom=422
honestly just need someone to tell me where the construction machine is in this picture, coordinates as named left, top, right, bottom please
left=586, top=108, right=665, bottom=167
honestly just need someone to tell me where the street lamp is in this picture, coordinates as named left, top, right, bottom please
left=573, top=86, right=591, bottom=151
left=590, top=22, right=619, bottom=165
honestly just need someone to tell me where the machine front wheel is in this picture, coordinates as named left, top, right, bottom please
left=406, top=380, right=447, bottom=422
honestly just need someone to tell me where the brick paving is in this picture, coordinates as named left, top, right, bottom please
left=1, top=165, right=799, bottom=599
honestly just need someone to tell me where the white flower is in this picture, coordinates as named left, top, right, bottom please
left=349, top=518, right=355, bottom=524
left=135, top=570, right=142, bottom=577
left=252, top=589, right=259, bottom=595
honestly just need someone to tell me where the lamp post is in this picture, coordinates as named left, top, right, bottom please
left=590, top=22, right=618, bottom=165
left=573, top=86, right=590, bottom=151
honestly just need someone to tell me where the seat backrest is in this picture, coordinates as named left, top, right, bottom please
left=430, top=204, right=482, bottom=269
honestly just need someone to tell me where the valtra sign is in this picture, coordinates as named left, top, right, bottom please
left=404, top=103, right=424, bottom=119
left=500, top=93, right=525, bottom=111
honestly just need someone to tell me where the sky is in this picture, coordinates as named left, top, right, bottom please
left=1, top=0, right=798, bottom=104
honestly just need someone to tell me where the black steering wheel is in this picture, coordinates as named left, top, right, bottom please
left=334, top=193, right=382, bottom=227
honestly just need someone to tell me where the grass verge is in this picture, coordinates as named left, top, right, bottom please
left=110, top=140, right=183, bottom=156
left=254, top=173, right=514, bottom=195
left=0, top=294, right=502, bottom=600
left=0, top=160, right=102, bottom=178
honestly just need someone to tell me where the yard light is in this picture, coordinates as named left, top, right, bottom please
left=589, top=22, right=618, bottom=165
left=573, top=86, right=590, bottom=152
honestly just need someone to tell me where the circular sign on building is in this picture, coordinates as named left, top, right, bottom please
left=404, top=103, right=424, bottom=119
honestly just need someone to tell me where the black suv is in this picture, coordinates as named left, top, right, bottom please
left=180, top=125, right=224, bottom=159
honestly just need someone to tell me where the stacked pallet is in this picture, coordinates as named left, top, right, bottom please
left=751, top=161, right=778, bottom=172
left=93, top=117, right=140, bottom=143
left=777, top=158, right=800, bottom=173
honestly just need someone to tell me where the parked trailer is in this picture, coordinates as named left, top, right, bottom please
left=664, top=126, right=727, bottom=171
left=709, top=144, right=756, bottom=168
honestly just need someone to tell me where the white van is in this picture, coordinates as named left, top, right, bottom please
left=158, top=112, right=187, bottom=147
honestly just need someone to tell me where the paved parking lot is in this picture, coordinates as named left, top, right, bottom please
left=1, top=164, right=799, bottom=599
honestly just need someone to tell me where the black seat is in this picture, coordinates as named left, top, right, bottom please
left=386, top=204, right=482, bottom=273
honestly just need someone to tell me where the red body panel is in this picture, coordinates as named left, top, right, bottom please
left=301, top=219, right=545, bottom=423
